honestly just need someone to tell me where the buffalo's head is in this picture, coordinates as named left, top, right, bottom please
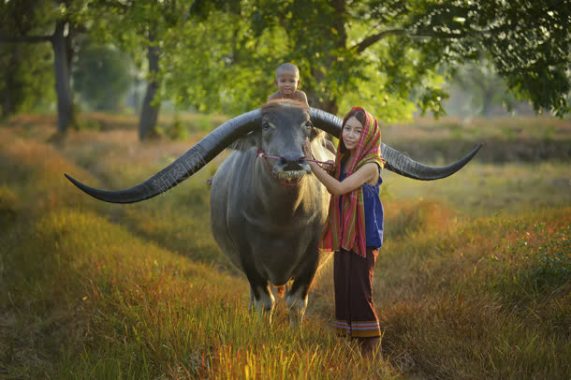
left=255, top=100, right=316, bottom=185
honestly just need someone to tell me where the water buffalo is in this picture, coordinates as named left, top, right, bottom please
left=65, top=100, right=481, bottom=323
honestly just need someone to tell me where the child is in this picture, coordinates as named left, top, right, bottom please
left=303, top=106, right=384, bottom=356
left=268, top=63, right=309, bottom=106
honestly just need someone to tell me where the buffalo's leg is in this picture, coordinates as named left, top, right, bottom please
left=241, top=254, right=275, bottom=318
left=286, top=242, right=320, bottom=326
left=249, top=281, right=275, bottom=315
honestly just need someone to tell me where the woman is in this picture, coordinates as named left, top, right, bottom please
left=304, top=106, right=384, bottom=356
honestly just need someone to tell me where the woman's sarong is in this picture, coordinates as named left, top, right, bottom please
left=334, top=248, right=381, bottom=338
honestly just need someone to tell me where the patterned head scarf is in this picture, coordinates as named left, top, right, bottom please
left=321, top=107, right=384, bottom=257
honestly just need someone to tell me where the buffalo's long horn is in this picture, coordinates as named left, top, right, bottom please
left=310, top=108, right=482, bottom=180
left=65, top=109, right=261, bottom=203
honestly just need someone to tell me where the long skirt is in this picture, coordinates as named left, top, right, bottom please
left=334, top=248, right=381, bottom=338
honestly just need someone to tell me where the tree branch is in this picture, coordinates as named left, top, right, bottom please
left=0, top=35, right=52, bottom=44
left=409, top=29, right=473, bottom=40
left=352, top=26, right=484, bottom=53
left=351, top=28, right=407, bottom=53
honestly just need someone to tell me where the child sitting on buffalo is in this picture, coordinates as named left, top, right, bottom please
left=268, top=63, right=337, bottom=157
left=268, top=63, right=309, bottom=107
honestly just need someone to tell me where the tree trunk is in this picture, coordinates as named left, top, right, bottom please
left=481, top=87, right=495, bottom=117
left=1, top=46, right=21, bottom=118
left=308, top=0, right=346, bottom=115
left=51, top=20, right=76, bottom=134
left=310, top=96, right=339, bottom=115
left=138, top=29, right=161, bottom=141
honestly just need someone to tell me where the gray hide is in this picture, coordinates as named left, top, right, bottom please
left=210, top=101, right=332, bottom=322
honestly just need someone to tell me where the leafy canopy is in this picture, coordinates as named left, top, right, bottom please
left=165, top=0, right=570, bottom=119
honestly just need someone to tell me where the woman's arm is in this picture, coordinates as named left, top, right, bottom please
left=304, top=142, right=378, bottom=196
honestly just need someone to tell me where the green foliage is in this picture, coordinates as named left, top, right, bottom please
left=0, top=0, right=55, bottom=117
left=73, top=41, right=133, bottom=111
left=162, top=8, right=287, bottom=114
left=0, top=43, right=54, bottom=117
left=2, top=0, right=569, bottom=130
left=159, top=0, right=570, bottom=119
left=406, top=0, right=570, bottom=116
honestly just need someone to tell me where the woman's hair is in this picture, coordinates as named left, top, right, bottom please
left=339, top=108, right=367, bottom=153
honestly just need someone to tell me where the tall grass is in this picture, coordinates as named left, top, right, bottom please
left=377, top=207, right=570, bottom=378
left=1, top=117, right=570, bottom=379
left=0, top=127, right=398, bottom=378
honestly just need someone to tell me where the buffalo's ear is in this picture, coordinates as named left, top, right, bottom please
left=229, top=128, right=261, bottom=150
left=309, top=127, right=322, bottom=141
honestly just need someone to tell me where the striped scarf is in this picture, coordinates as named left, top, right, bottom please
left=321, top=107, right=384, bottom=257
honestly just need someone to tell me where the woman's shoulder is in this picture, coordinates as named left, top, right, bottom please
left=361, top=162, right=380, bottom=186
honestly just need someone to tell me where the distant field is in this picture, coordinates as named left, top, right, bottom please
left=384, top=162, right=571, bottom=216
left=383, top=116, right=571, bottom=162
left=0, top=114, right=569, bottom=379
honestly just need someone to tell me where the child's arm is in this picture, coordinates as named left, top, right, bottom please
left=303, top=142, right=377, bottom=196
left=268, top=92, right=281, bottom=102
left=295, top=91, right=309, bottom=106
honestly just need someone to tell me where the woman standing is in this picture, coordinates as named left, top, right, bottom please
left=304, top=106, right=384, bottom=356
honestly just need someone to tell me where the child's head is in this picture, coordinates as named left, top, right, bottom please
left=275, top=63, right=300, bottom=96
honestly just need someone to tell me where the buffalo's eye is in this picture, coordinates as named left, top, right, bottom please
left=262, top=122, right=272, bottom=131
left=305, top=121, right=313, bottom=130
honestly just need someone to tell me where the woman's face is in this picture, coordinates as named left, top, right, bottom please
left=342, top=116, right=363, bottom=152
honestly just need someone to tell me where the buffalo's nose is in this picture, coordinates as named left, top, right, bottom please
left=280, top=154, right=306, bottom=171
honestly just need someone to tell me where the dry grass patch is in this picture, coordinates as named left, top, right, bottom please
left=378, top=205, right=571, bottom=379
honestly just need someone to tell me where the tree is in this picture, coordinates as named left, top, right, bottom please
left=0, top=40, right=53, bottom=118
left=1, top=0, right=193, bottom=138
left=2, top=0, right=568, bottom=135
left=444, top=61, right=520, bottom=117
left=73, top=41, right=133, bottom=112
left=0, top=0, right=89, bottom=133
left=168, top=0, right=569, bottom=119
left=162, top=1, right=278, bottom=115
left=89, top=0, right=194, bottom=140
left=398, top=0, right=570, bottom=116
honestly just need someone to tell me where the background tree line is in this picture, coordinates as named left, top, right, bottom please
left=1, top=0, right=569, bottom=140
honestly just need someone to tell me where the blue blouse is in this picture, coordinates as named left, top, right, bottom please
left=339, top=170, right=384, bottom=249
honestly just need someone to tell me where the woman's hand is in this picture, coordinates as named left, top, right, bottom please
left=320, top=160, right=335, bottom=173
left=305, top=141, right=335, bottom=173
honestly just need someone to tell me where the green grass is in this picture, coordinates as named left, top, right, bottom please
left=1, top=115, right=570, bottom=379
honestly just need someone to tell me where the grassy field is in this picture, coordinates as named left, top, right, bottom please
left=0, top=114, right=569, bottom=379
